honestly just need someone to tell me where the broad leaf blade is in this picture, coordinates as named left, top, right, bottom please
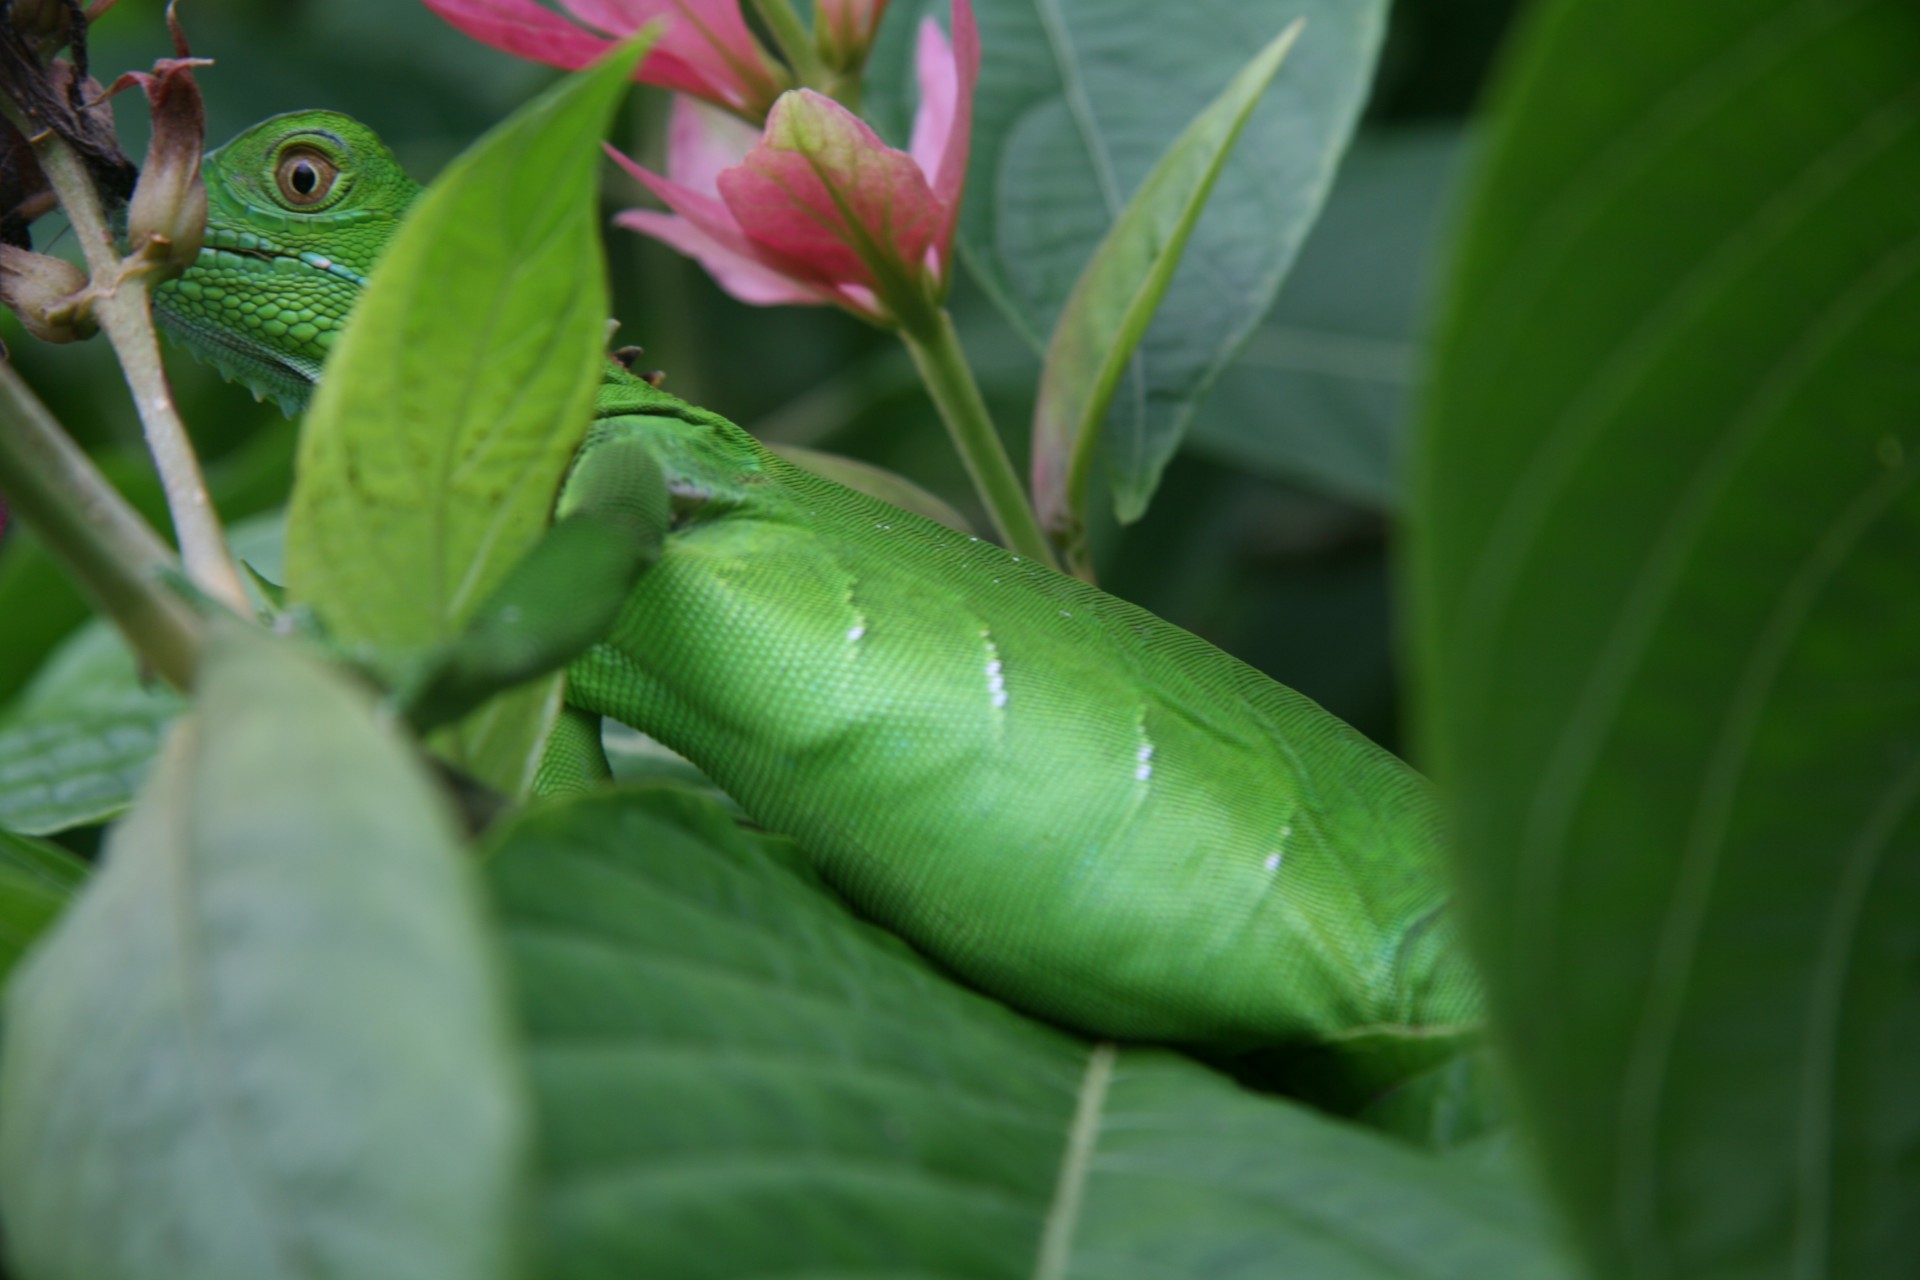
left=0, top=626, right=528, bottom=1280
left=871, top=0, right=1386, bottom=522
left=491, top=789, right=1569, bottom=1277
left=1187, top=128, right=1468, bottom=509
left=284, top=46, right=647, bottom=795
left=1411, top=1, right=1920, bottom=1275
left=0, top=622, right=181, bottom=835
left=1031, top=21, right=1301, bottom=543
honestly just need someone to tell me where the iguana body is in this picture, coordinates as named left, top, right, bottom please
left=156, top=111, right=1480, bottom=1054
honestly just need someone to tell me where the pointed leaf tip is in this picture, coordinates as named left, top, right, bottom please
left=1032, top=19, right=1305, bottom=546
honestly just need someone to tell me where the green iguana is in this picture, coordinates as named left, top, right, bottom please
left=154, top=110, right=1480, bottom=1070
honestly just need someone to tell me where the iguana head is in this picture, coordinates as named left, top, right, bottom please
left=153, top=110, right=420, bottom=415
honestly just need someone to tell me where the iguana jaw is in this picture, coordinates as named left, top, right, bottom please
left=151, top=287, right=325, bottom=417
left=153, top=223, right=381, bottom=415
left=153, top=220, right=377, bottom=417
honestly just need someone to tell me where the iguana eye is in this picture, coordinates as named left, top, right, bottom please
left=275, top=150, right=338, bottom=207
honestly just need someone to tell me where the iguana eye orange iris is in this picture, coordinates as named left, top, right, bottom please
left=275, top=149, right=338, bottom=206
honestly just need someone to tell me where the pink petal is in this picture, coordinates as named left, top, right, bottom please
left=422, top=0, right=611, bottom=69
left=615, top=209, right=838, bottom=307
left=717, top=89, right=941, bottom=293
left=907, top=0, right=978, bottom=269
left=611, top=140, right=889, bottom=318
left=664, top=94, right=761, bottom=197
left=553, top=0, right=646, bottom=34
left=560, top=0, right=782, bottom=111
left=607, top=144, right=757, bottom=256
left=908, top=0, right=978, bottom=212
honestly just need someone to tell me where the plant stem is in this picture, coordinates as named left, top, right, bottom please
left=753, top=0, right=830, bottom=90
left=29, top=126, right=250, bottom=614
left=0, top=362, right=201, bottom=688
left=1054, top=442, right=1098, bottom=581
left=896, top=304, right=1058, bottom=567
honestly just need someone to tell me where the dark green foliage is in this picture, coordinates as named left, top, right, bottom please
left=0, top=0, right=1906, bottom=1274
left=0, top=626, right=526, bottom=1280
left=1412, top=0, right=1920, bottom=1275
left=490, top=787, right=1569, bottom=1278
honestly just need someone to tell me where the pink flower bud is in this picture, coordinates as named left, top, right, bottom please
left=613, top=0, right=977, bottom=327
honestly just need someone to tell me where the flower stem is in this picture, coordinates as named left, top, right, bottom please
left=0, top=361, right=202, bottom=688
left=25, top=121, right=249, bottom=615
left=896, top=305, right=1058, bottom=568
left=753, top=0, right=830, bottom=92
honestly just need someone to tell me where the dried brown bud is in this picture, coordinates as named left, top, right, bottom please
left=9, top=0, right=80, bottom=48
left=0, top=8, right=136, bottom=212
left=0, top=118, right=53, bottom=247
left=0, top=242, right=93, bottom=342
left=105, top=4, right=208, bottom=275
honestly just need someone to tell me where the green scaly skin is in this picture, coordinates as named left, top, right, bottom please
left=156, top=111, right=1482, bottom=1058
left=156, top=114, right=417, bottom=414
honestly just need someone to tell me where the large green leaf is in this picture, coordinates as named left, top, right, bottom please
left=490, top=788, right=1570, bottom=1277
left=1410, top=1, right=1920, bottom=1276
left=284, top=46, right=646, bottom=795
left=0, top=625, right=528, bottom=1280
left=870, top=0, right=1386, bottom=521
left=1187, top=128, right=1468, bottom=509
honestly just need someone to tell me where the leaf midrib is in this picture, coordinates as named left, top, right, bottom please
left=1031, top=1041, right=1114, bottom=1280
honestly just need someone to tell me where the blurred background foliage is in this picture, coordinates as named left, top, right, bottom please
left=1, top=0, right=1526, bottom=751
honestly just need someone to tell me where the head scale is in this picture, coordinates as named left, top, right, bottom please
left=153, top=110, right=420, bottom=415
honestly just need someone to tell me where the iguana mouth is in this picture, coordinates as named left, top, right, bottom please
left=199, top=228, right=370, bottom=288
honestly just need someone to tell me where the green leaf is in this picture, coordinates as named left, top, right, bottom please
left=1186, top=128, right=1468, bottom=509
left=1030, top=20, right=1301, bottom=550
left=1410, top=2, right=1920, bottom=1276
left=870, top=0, right=1387, bottom=521
left=489, top=789, right=1570, bottom=1277
left=599, top=725, right=745, bottom=815
left=0, top=516, right=287, bottom=836
left=0, top=621, right=182, bottom=835
left=0, top=826, right=88, bottom=891
left=400, top=438, right=667, bottom=734
left=0, top=625, right=528, bottom=1280
left=0, top=828, right=88, bottom=980
left=283, top=45, right=649, bottom=796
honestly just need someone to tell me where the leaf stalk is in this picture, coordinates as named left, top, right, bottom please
left=895, top=301, right=1058, bottom=567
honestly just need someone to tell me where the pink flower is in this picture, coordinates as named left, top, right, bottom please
left=421, top=0, right=787, bottom=115
left=611, top=0, right=978, bottom=326
left=816, top=0, right=889, bottom=69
